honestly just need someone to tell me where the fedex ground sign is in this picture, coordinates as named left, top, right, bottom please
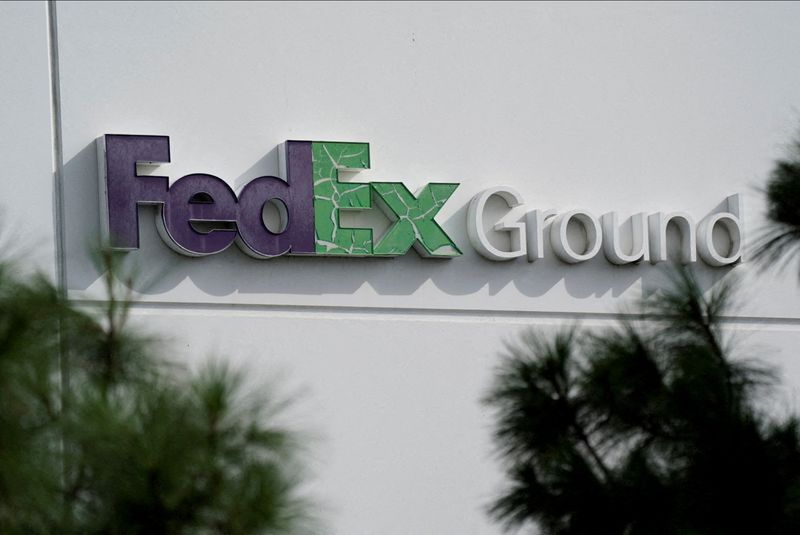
left=99, top=134, right=744, bottom=267
left=98, top=135, right=461, bottom=258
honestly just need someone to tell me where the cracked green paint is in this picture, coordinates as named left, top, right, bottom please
left=312, top=142, right=372, bottom=255
left=372, top=182, right=462, bottom=257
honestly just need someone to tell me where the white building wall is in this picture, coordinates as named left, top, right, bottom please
left=3, top=2, right=800, bottom=533
left=0, top=1, right=58, bottom=276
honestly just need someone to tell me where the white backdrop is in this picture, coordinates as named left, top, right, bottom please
left=3, top=2, right=800, bottom=533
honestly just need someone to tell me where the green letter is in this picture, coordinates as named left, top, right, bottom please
left=312, top=142, right=372, bottom=255
left=372, top=182, right=462, bottom=258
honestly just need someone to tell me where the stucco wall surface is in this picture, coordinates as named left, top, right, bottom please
left=2, top=2, right=800, bottom=533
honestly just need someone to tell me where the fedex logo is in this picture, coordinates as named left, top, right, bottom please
left=98, top=135, right=462, bottom=259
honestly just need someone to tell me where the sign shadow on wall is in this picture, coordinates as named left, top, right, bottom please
left=63, top=142, right=733, bottom=303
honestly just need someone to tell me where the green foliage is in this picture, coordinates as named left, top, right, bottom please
left=755, top=132, right=800, bottom=272
left=484, top=266, right=800, bottom=535
left=0, top=252, right=311, bottom=534
left=0, top=264, right=65, bottom=532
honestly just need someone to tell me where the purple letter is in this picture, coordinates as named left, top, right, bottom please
left=235, top=141, right=315, bottom=257
left=159, top=174, right=239, bottom=256
left=99, top=134, right=171, bottom=249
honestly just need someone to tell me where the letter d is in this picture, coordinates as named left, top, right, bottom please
left=235, top=140, right=316, bottom=258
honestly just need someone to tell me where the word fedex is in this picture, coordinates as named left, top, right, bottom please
left=99, top=134, right=743, bottom=267
left=98, top=135, right=461, bottom=258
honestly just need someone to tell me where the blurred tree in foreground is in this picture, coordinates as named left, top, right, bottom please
left=485, top=126, right=800, bottom=534
left=0, top=252, right=310, bottom=534
left=755, top=130, right=800, bottom=272
left=484, top=266, right=800, bottom=534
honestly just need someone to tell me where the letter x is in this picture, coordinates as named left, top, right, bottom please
left=371, top=182, right=462, bottom=257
